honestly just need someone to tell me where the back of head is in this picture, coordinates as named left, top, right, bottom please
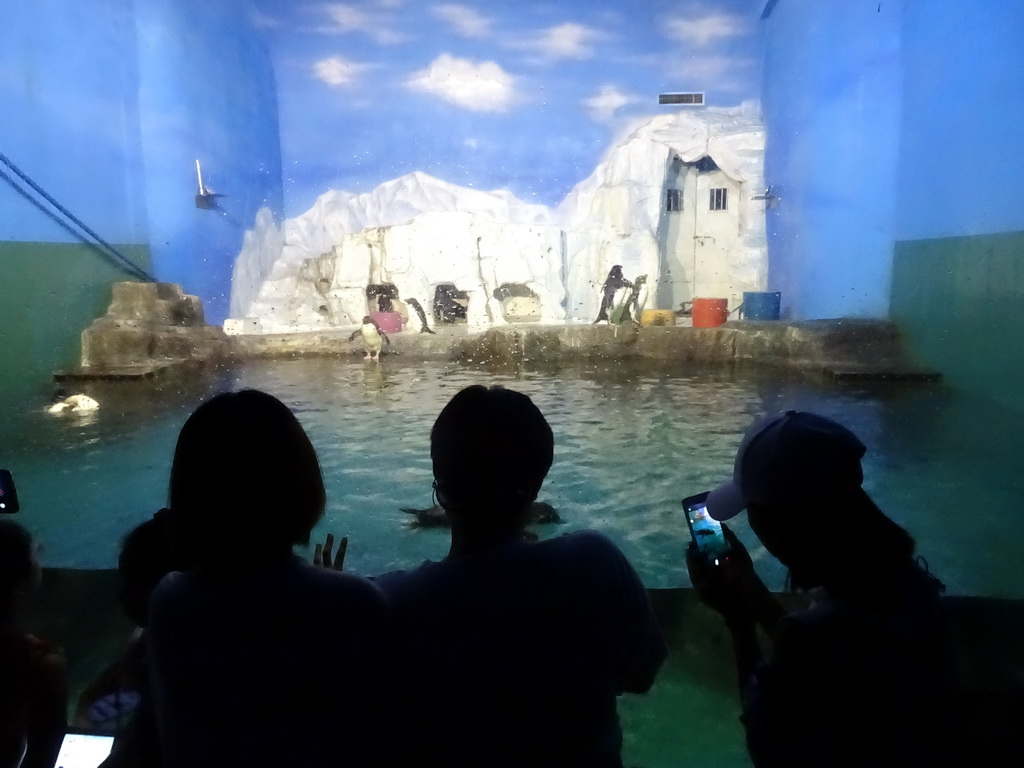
left=119, top=510, right=178, bottom=626
left=708, top=411, right=915, bottom=595
left=707, top=410, right=869, bottom=521
left=431, top=385, right=553, bottom=526
left=169, top=389, right=325, bottom=569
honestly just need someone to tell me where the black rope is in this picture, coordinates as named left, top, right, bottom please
left=0, top=151, right=155, bottom=282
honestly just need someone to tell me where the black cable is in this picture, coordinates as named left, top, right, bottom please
left=0, top=151, right=156, bottom=282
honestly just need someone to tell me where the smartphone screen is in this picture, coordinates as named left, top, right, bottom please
left=52, top=731, right=114, bottom=768
left=0, top=469, right=19, bottom=513
left=683, top=491, right=731, bottom=562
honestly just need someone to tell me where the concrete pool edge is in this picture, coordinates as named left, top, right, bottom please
left=56, top=281, right=941, bottom=383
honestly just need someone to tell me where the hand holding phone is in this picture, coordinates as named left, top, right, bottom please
left=683, top=491, right=731, bottom=564
left=0, top=470, right=19, bottom=513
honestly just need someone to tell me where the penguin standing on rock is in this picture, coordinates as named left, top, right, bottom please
left=593, top=265, right=632, bottom=324
left=625, top=275, right=649, bottom=325
left=348, top=316, right=390, bottom=361
left=405, top=298, right=436, bottom=334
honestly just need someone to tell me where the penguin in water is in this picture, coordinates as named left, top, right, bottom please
left=348, top=316, right=390, bottom=361
left=405, top=298, right=436, bottom=335
left=624, top=274, right=649, bottom=325
left=47, top=390, right=99, bottom=415
left=593, top=265, right=632, bottom=324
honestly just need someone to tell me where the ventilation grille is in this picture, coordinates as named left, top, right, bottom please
left=659, top=92, right=704, bottom=106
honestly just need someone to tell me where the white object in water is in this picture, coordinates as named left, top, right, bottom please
left=47, top=394, right=99, bottom=415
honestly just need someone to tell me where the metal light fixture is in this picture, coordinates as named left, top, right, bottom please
left=195, top=159, right=225, bottom=209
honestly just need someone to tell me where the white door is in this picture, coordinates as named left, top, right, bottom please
left=692, top=170, right=740, bottom=303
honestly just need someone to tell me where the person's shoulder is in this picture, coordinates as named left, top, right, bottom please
left=542, top=528, right=616, bottom=550
left=294, top=559, right=387, bottom=605
left=3, top=632, right=63, bottom=667
left=8, top=634, right=67, bottom=691
left=374, top=559, right=445, bottom=597
left=537, top=528, right=627, bottom=563
left=148, top=569, right=193, bottom=613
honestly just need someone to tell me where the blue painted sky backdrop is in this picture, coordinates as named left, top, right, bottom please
left=254, top=0, right=763, bottom=216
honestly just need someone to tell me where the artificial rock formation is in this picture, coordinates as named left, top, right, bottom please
left=229, top=104, right=767, bottom=333
left=79, top=282, right=226, bottom=371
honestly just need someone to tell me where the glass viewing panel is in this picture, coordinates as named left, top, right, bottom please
left=3, top=1, right=1023, bottom=766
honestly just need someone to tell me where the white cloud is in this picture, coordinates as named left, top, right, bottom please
left=312, top=56, right=370, bottom=87
left=519, top=23, right=602, bottom=60
left=583, top=85, right=639, bottom=123
left=434, top=4, right=492, bottom=38
left=250, top=10, right=281, bottom=29
left=464, top=137, right=480, bottom=150
left=319, top=3, right=407, bottom=45
left=664, top=13, right=748, bottom=47
left=672, top=54, right=755, bottom=92
left=406, top=54, right=515, bottom=112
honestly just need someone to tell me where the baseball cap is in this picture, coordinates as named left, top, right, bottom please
left=705, top=411, right=867, bottom=521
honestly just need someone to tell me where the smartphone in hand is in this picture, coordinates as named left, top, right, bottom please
left=0, top=470, right=19, bottom=513
left=683, top=491, right=730, bottom=563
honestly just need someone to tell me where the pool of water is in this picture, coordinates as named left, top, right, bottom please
left=4, top=357, right=1024, bottom=597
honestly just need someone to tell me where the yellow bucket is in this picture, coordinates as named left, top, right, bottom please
left=640, top=309, right=675, bottom=327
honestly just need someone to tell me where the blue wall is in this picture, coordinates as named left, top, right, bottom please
left=895, top=1, right=1024, bottom=240
left=763, top=0, right=1024, bottom=409
left=889, top=0, right=1024, bottom=412
left=0, top=0, right=149, bottom=247
left=0, top=0, right=283, bottom=335
left=135, top=0, right=284, bottom=323
left=761, top=0, right=903, bottom=320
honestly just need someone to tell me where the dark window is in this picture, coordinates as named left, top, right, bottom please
left=710, top=188, right=728, bottom=211
left=666, top=188, right=683, bottom=212
left=659, top=92, right=705, bottom=105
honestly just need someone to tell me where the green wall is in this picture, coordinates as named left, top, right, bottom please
left=891, top=231, right=1024, bottom=412
left=0, top=241, right=151, bottom=400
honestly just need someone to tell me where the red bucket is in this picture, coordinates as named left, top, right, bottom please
left=691, top=298, right=729, bottom=328
left=371, top=311, right=403, bottom=334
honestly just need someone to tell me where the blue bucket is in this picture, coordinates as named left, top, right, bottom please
left=741, top=291, right=781, bottom=320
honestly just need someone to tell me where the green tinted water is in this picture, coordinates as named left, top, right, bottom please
left=3, top=357, right=1023, bottom=599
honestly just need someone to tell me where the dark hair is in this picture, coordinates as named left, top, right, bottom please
left=169, top=389, right=326, bottom=569
left=430, top=385, right=553, bottom=520
left=761, top=488, right=917, bottom=603
left=0, top=519, right=34, bottom=616
left=823, top=489, right=916, bottom=601
left=118, top=510, right=178, bottom=626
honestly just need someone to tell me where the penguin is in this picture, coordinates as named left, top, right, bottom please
left=47, top=392, right=99, bottom=415
left=348, top=316, right=390, bottom=361
left=593, top=265, right=632, bottom=324
left=608, top=283, right=632, bottom=325
left=405, top=298, right=436, bottom=334
left=624, top=274, right=649, bottom=325
left=400, top=500, right=562, bottom=528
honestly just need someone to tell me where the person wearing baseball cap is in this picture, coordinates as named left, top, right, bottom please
left=687, top=411, right=956, bottom=768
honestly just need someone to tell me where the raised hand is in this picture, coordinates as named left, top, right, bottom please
left=313, top=533, right=348, bottom=571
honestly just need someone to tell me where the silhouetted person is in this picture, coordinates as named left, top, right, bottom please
left=687, top=411, right=956, bottom=768
left=376, top=385, right=666, bottom=768
left=0, top=520, right=67, bottom=768
left=147, top=390, right=396, bottom=768
left=75, top=511, right=178, bottom=767
left=593, top=265, right=632, bottom=324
